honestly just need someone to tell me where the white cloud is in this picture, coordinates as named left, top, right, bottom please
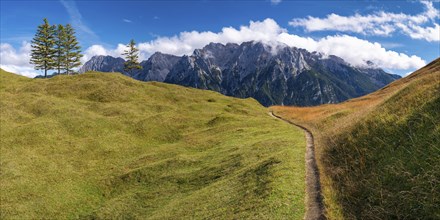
left=275, top=33, right=425, bottom=69
left=81, top=45, right=108, bottom=63
left=271, top=0, right=282, bottom=5
left=289, top=1, right=440, bottom=42
left=276, top=33, right=318, bottom=52
left=81, top=44, right=128, bottom=63
left=0, top=65, right=39, bottom=78
left=312, top=35, right=425, bottom=70
left=82, top=19, right=426, bottom=70
left=0, top=41, right=128, bottom=78
left=123, top=18, right=132, bottom=23
left=136, top=19, right=286, bottom=58
left=1, top=19, right=427, bottom=78
left=0, top=41, right=113, bottom=78
left=0, top=42, right=32, bottom=68
left=124, top=19, right=425, bottom=70
left=396, top=23, right=440, bottom=42
left=0, top=42, right=41, bottom=77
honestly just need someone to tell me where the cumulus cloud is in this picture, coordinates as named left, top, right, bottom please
left=1, top=19, right=427, bottom=77
left=0, top=42, right=32, bottom=67
left=312, top=35, right=425, bottom=69
left=81, top=44, right=128, bottom=63
left=0, top=42, right=40, bottom=77
left=88, top=18, right=425, bottom=70
left=81, top=45, right=108, bottom=63
left=276, top=34, right=425, bottom=69
left=0, top=41, right=115, bottom=78
left=0, top=41, right=129, bottom=78
left=396, top=23, right=440, bottom=42
left=137, top=19, right=285, bottom=57
left=1, top=65, right=39, bottom=78
left=289, top=1, right=440, bottom=42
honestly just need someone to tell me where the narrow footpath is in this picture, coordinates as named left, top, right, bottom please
left=269, top=112, right=326, bottom=220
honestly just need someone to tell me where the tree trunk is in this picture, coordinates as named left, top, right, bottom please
left=44, top=61, right=47, bottom=78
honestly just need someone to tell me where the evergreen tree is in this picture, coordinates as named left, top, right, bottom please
left=62, top=24, right=82, bottom=75
left=55, top=24, right=67, bottom=75
left=30, top=18, right=56, bottom=78
left=122, top=39, right=142, bottom=75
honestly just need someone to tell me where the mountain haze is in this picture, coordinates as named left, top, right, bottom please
left=80, top=41, right=400, bottom=106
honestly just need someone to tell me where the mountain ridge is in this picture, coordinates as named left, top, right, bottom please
left=80, top=41, right=401, bottom=106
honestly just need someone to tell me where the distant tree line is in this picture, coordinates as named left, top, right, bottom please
left=30, top=18, right=142, bottom=78
left=30, top=18, right=82, bottom=77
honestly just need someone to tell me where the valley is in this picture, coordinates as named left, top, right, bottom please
left=1, top=58, right=439, bottom=219
left=2, top=0, right=439, bottom=219
left=272, top=58, right=440, bottom=219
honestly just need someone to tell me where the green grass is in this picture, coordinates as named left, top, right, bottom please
left=272, top=58, right=440, bottom=219
left=322, top=73, right=440, bottom=219
left=0, top=69, right=306, bottom=219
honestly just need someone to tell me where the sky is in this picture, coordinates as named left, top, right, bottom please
left=1, top=0, right=439, bottom=77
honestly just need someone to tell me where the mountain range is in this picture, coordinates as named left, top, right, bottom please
left=79, top=41, right=400, bottom=106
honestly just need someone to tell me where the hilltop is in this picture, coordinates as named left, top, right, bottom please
left=272, top=58, right=440, bottom=219
left=0, top=69, right=306, bottom=219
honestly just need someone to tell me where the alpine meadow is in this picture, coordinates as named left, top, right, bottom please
left=0, top=69, right=306, bottom=219
left=1, top=1, right=439, bottom=219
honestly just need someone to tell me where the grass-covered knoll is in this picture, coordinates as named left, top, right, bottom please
left=0, top=69, right=306, bottom=219
left=272, top=58, right=440, bottom=219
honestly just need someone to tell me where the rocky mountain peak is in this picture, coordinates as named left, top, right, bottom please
left=79, top=55, right=125, bottom=73
left=80, top=41, right=401, bottom=106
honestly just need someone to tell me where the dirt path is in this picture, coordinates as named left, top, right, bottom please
left=269, top=112, right=326, bottom=220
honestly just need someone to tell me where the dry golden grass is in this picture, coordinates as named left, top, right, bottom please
left=272, top=58, right=440, bottom=134
left=271, top=57, right=440, bottom=219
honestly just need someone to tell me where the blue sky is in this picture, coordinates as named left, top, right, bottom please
left=1, top=0, right=439, bottom=77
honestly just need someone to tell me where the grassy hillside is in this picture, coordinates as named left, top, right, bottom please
left=0, top=69, right=306, bottom=219
left=272, top=58, right=440, bottom=219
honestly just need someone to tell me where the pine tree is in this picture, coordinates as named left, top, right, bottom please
left=62, top=24, right=83, bottom=75
left=122, top=39, right=142, bottom=75
left=55, top=24, right=67, bottom=75
left=30, top=18, right=56, bottom=78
